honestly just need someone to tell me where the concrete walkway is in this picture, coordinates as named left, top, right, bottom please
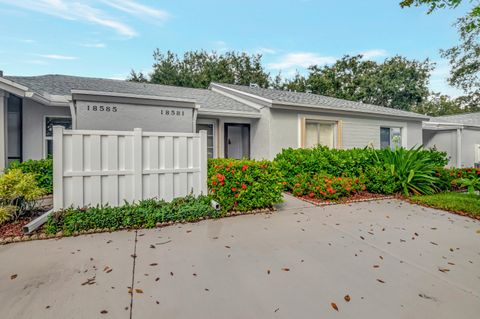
left=1, top=195, right=480, bottom=318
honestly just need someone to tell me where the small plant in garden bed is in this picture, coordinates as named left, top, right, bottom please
left=45, top=195, right=220, bottom=236
left=208, top=158, right=284, bottom=212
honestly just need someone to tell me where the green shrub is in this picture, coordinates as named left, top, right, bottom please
left=291, top=173, right=366, bottom=200
left=0, top=205, right=16, bottom=225
left=45, top=195, right=218, bottom=235
left=0, top=169, right=46, bottom=220
left=436, top=167, right=480, bottom=191
left=7, top=156, right=53, bottom=193
left=363, top=165, right=399, bottom=195
left=274, top=146, right=377, bottom=187
left=454, top=177, right=480, bottom=194
left=208, top=158, right=284, bottom=212
left=374, top=146, right=440, bottom=196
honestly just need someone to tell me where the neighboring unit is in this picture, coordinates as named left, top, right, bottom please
left=0, top=73, right=429, bottom=169
left=424, top=113, right=480, bottom=168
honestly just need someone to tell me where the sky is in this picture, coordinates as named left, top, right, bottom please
left=0, top=0, right=472, bottom=97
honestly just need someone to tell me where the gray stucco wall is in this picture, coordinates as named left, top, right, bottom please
left=461, top=128, right=480, bottom=167
left=268, top=108, right=423, bottom=158
left=23, top=98, right=71, bottom=160
left=422, top=129, right=457, bottom=167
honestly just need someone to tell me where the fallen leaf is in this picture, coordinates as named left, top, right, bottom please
left=447, top=262, right=455, bottom=265
left=344, top=295, right=351, bottom=302
left=379, top=256, right=383, bottom=260
left=225, top=245, right=231, bottom=249
left=281, top=268, right=290, bottom=272
left=100, top=310, right=108, bottom=314
left=373, top=265, right=380, bottom=268
left=170, top=272, right=174, bottom=276
left=274, top=308, right=280, bottom=312
left=360, top=236, right=365, bottom=240
left=10, top=274, right=17, bottom=280
left=135, top=288, right=143, bottom=293
left=331, top=302, right=339, bottom=311
left=438, top=268, right=450, bottom=273
left=430, top=242, right=438, bottom=246
left=149, top=244, right=156, bottom=249
left=377, top=279, right=385, bottom=283
left=155, top=277, right=160, bottom=281
left=150, top=263, right=158, bottom=266
left=267, top=270, right=271, bottom=275
left=186, top=230, right=192, bottom=233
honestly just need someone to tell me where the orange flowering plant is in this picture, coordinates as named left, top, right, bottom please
left=208, top=158, right=284, bottom=212
left=291, top=173, right=367, bottom=200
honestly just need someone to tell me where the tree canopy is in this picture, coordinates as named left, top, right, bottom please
left=129, top=50, right=270, bottom=89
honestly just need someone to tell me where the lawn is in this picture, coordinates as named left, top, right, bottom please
left=410, top=192, right=480, bottom=217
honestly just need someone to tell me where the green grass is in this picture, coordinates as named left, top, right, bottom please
left=410, top=192, right=480, bottom=216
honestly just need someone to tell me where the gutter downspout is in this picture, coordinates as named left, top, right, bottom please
left=68, top=100, right=77, bottom=129
left=456, top=128, right=462, bottom=168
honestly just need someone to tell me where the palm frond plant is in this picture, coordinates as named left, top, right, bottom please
left=374, top=146, right=442, bottom=196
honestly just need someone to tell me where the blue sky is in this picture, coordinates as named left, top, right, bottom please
left=0, top=0, right=471, bottom=96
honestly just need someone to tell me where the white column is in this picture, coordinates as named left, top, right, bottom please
left=456, top=128, right=462, bottom=168
left=0, top=90, right=6, bottom=170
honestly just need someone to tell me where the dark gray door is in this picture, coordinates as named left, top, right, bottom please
left=225, top=124, right=250, bottom=159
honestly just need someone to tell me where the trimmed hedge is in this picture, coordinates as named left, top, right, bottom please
left=275, top=146, right=449, bottom=197
left=208, top=158, right=284, bottom=212
left=7, top=156, right=53, bottom=193
left=292, top=173, right=366, bottom=200
left=45, top=195, right=218, bottom=235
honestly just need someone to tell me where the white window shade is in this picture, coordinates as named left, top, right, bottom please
left=305, top=121, right=335, bottom=148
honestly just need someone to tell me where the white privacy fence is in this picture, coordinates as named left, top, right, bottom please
left=53, top=127, right=207, bottom=211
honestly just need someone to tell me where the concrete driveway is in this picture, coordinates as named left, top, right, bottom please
left=1, top=195, right=479, bottom=319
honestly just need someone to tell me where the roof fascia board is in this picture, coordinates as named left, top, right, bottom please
left=197, top=108, right=261, bottom=118
left=0, top=77, right=28, bottom=97
left=25, top=92, right=69, bottom=107
left=271, top=101, right=429, bottom=121
left=210, top=83, right=272, bottom=106
left=71, top=89, right=197, bottom=108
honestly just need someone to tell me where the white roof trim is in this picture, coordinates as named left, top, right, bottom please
left=0, top=77, right=29, bottom=97
left=71, top=89, right=197, bottom=104
left=198, top=108, right=261, bottom=118
left=210, top=83, right=273, bottom=104
left=272, top=101, right=429, bottom=121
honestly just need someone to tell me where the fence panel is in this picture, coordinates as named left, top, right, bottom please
left=53, top=127, right=207, bottom=211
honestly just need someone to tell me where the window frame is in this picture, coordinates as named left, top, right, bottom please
left=196, top=118, right=217, bottom=158
left=380, top=126, right=403, bottom=150
left=302, top=118, right=338, bottom=149
left=43, top=115, right=72, bottom=158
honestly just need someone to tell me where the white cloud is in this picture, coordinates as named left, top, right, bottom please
left=268, top=52, right=336, bottom=69
left=0, top=0, right=168, bottom=38
left=80, top=42, right=107, bottom=48
left=38, top=54, right=77, bottom=60
left=101, top=0, right=169, bottom=21
left=253, top=47, right=277, bottom=55
left=359, top=49, right=388, bottom=59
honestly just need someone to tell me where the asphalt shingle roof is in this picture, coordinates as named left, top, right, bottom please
left=214, top=83, right=428, bottom=120
left=431, top=112, right=480, bottom=126
left=5, top=75, right=259, bottom=114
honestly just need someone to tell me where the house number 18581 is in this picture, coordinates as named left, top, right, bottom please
left=87, top=105, right=118, bottom=112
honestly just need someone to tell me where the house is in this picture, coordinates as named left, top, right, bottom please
left=423, top=113, right=480, bottom=168
left=0, top=73, right=429, bottom=169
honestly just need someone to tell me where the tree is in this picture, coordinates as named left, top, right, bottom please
left=399, top=0, right=480, bottom=32
left=400, top=0, right=480, bottom=110
left=441, top=16, right=480, bottom=96
left=129, top=50, right=270, bottom=89
left=305, top=55, right=433, bottom=111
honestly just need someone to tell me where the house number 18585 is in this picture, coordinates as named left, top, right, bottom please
left=87, top=105, right=118, bottom=112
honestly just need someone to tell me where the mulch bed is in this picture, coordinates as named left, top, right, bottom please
left=291, top=191, right=394, bottom=206
left=0, top=218, right=31, bottom=239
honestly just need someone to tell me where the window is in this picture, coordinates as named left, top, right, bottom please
left=196, top=122, right=216, bottom=158
left=7, top=95, right=22, bottom=163
left=380, top=127, right=402, bottom=150
left=45, top=117, right=72, bottom=157
left=305, top=121, right=335, bottom=148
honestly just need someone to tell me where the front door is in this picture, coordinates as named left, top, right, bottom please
left=225, top=124, right=250, bottom=159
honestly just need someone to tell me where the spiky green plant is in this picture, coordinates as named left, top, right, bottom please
left=374, top=146, right=441, bottom=196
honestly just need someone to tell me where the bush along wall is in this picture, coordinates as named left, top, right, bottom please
left=7, top=156, right=53, bottom=194
left=208, top=158, right=284, bottom=212
left=274, top=146, right=449, bottom=198
left=45, top=195, right=219, bottom=236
